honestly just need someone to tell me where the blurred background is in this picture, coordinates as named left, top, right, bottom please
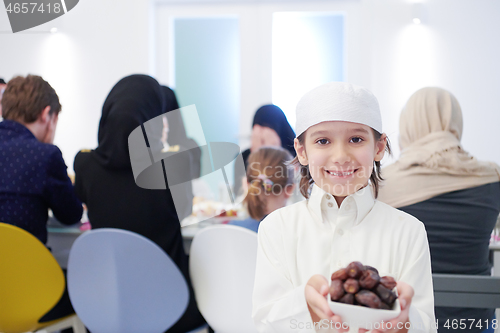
left=1, top=0, right=499, bottom=177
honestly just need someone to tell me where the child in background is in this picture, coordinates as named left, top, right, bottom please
left=252, top=82, right=436, bottom=333
left=229, top=146, right=295, bottom=233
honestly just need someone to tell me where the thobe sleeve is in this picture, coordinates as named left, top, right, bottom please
left=252, top=213, right=316, bottom=333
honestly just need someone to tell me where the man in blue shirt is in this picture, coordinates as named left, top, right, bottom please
left=0, top=75, right=83, bottom=327
left=0, top=75, right=83, bottom=243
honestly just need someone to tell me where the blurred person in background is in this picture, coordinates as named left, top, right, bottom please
left=74, top=74, right=206, bottom=333
left=0, top=74, right=83, bottom=327
left=229, top=146, right=294, bottom=232
left=379, top=87, right=500, bottom=333
left=161, top=86, right=202, bottom=180
left=233, top=104, right=295, bottom=196
left=0, top=74, right=82, bottom=243
left=160, top=86, right=211, bottom=201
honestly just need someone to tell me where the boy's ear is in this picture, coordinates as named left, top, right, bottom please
left=294, top=138, right=308, bottom=166
left=374, top=133, right=387, bottom=162
left=39, top=106, right=51, bottom=123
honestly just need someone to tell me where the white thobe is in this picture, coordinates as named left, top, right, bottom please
left=252, top=184, right=436, bottom=333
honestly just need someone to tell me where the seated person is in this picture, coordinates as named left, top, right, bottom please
left=233, top=104, right=296, bottom=197
left=0, top=74, right=83, bottom=242
left=160, top=85, right=209, bottom=201
left=74, top=74, right=205, bottom=333
left=379, top=87, right=500, bottom=333
left=0, top=74, right=83, bottom=324
left=230, top=146, right=294, bottom=233
left=161, top=85, right=202, bottom=179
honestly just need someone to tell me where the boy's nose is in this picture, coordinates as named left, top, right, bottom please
left=329, top=144, right=351, bottom=166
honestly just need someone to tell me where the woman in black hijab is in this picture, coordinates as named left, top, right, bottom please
left=234, top=104, right=296, bottom=196
left=74, top=74, right=206, bottom=332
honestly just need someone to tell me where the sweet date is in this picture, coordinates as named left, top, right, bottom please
left=380, top=276, right=397, bottom=290
left=355, top=290, right=382, bottom=309
left=338, top=293, right=354, bottom=305
left=329, top=262, right=398, bottom=311
left=331, top=268, right=348, bottom=281
left=359, top=269, right=380, bottom=290
left=364, top=265, right=379, bottom=274
left=346, top=261, right=365, bottom=278
left=343, top=278, right=360, bottom=294
left=375, top=284, right=398, bottom=306
left=378, top=302, right=391, bottom=310
left=330, top=279, right=345, bottom=301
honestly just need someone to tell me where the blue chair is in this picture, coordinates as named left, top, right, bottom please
left=67, top=228, right=189, bottom=333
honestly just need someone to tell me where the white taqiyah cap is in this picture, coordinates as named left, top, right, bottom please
left=295, top=82, right=382, bottom=137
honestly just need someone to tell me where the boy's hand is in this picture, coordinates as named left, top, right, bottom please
left=361, top=281, right=414, bottom=333
left=305, top=274, right=349, bottom=332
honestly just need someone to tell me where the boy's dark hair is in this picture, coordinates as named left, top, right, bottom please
left=1, top=75, right=61, bottom=123
left=291, top=129, right=392, bottom=199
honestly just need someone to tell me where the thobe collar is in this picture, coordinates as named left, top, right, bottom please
left=307, top=183, right=376, bottom=227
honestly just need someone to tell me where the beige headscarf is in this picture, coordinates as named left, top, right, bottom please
left=378, top=87, right=500, bottom=208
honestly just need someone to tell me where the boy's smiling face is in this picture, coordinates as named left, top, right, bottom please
left=294, top=121, right=386, bottom=202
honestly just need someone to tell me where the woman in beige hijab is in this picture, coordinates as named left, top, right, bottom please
left=379, top=87, right=500, bottom=333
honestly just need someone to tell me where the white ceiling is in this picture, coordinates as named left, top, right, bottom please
left=156, top=0, right=350, bottom=4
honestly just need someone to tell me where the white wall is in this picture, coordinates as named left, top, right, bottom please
left=154, top=0, right=367, bottom=151
left=0, top=0, right=151, bottom=172
left=366, top=0, right=500, bottom=165
left=1, top=0, right=499, bottom=171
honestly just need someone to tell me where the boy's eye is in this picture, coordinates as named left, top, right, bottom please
left=316, top=138, right=329, bottom=145
left=350, top=137, right=363, bottom=143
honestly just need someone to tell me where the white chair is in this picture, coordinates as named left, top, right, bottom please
left=189, top=224, right=259, bottom=333
left=67, top=228, right=189, bottom=333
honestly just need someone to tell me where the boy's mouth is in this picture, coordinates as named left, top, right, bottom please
left=325, top=169, right=357, bottom=177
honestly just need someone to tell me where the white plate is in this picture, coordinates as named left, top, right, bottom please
left=328, top=291, right=400, bottom=330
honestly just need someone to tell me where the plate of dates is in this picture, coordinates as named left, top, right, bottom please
left=327, top=261, right=400, bottom=329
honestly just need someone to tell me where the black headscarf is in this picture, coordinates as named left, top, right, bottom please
left=161, top=86, right=202, bottom=178
left=252, top=104, right=296, bottom=157
left=92, top=74, right=165, bottom=169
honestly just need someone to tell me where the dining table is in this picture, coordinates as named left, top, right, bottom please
left=47, top=215, right=242, bottom=269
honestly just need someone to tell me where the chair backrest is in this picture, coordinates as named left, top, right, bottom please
left=67, top=228, right=189, bottom=333
left=189, top=225, right=259, bottom=333
left=0, top=222, right=65, bottom=333
left=433, top=273, right=500, bottom=308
